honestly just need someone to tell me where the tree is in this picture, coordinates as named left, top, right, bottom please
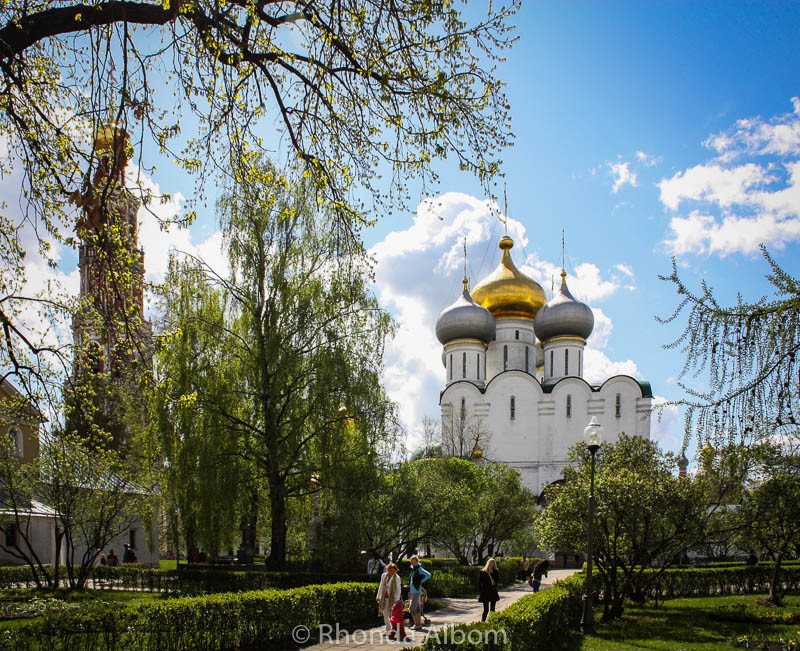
left=0, top=0, right=518, bottom=398
left=441, top=407, right=491, bottom=461
left=434, top=462, right=535, bottom=564
left=659, top=248, right=800, bottom=447
left=148, top=259, right=250, bottom=560
left=361, top=457, right=476, bottom=562
left=536, top=434, right=707, bottom=619
left=738, top=440, right=800, bottom=605
left=469, top=463, right=536, bottom=563
left=0, top=426, right=144, bottom=589
left=156, top=158, right=396, bottom=567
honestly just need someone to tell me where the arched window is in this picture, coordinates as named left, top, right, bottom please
left=615, top=393, right=622, bottom=418
left=579, top=349, right=582, bottom=376
left=510, top=395, right=516, bottom=420
left=462, top=351, right=466, bottom=379
left=525, top=346, right=529, bottom=372
left=503, top=345, right=508, bottom=371
left=566, top=394, right=572, bottom=418
left=476, top=353, right=480, bottom=380
left=7, top=426, right=22, bottom=458
left=449, top=354, right=453, bottom=381
left=515, top=330, right=519, bottom=340
left=565, top=349, right=569, bottom=375
left=550, top=350, right=554, bottom=377
left=460, top=397, right=466, bottom=420
left=87, top=341, right=102, bottom=374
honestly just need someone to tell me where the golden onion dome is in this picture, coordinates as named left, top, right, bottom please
left=471, top=236, right=546, bottom=319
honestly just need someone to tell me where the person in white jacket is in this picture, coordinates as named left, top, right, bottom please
left=375, top=563, right=401, bottom=634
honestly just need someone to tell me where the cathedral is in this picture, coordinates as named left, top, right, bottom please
left=435, top=235, right=652, bottom=499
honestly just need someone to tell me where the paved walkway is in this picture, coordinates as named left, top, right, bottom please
left=302, top=569, right=579, bottom=650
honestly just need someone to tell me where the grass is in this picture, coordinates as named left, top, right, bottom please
left=582, top=593, right=800, bottom=650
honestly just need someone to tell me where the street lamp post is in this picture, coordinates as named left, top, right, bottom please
left=581, top=416, right=604, bottom=635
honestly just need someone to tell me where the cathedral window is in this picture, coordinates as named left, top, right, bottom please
left=462, top=352, right=466, bottom=379
left=476, top=353, right=480, bottom=380
left=503, top=345, right=508, bottom=371
left=515, top=330, right=519, bottom=340
left=579, top=350, right=582, bottom=376
left=616, top=393, right=621, bottom=418
left=461, top=398, right=466, bottom=420
left=566, top=394, right=572, bottom=418
left=510, top=396, right=516, bottom=420
left=565, top=349, right=569, bottom=375
left=525, top=346, right=529, bottom=372
left=449, top=354, right=453, bottom=381
left=550, top=350, right=553, bottom=377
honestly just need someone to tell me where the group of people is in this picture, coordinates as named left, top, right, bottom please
left=97, top=543, right=137, bottom=566
left=375, top=555, right=432, bottom=642
left=370, top=552, right=552, bottom=638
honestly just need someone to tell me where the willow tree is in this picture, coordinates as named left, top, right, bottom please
left=149, top=259, right=250, bottom=559
left=172, top=157, right=395, bottom=567
left=0, top=0, right=518, bottom=401
left=659, top=247, right=800, bottom=448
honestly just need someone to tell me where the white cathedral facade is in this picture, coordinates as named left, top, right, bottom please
left=435, top=235, right=652, bottom=499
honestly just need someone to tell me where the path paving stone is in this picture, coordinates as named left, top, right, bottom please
left=303, top=569, right=579, bottom=650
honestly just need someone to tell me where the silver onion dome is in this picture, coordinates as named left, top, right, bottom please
left=436, top=279, right=496, bottom=345
left=534, top=270, right=594, bottom=342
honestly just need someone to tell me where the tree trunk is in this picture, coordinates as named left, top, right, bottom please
left=768, top=550, right=784, bottom=605
left=266, top=481, right=287, bottom=569
left=247, top=490, right=259, bottom=549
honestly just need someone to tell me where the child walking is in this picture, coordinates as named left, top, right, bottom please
left=389, top=599, right=411, bottom=642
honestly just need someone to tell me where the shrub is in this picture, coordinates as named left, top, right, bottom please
left=0, top=581, right=378, bottom=651
left=417, top=574, right=584, bottom=651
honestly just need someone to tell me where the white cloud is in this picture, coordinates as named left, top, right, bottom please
left=650, top=396, right=683, bottom=454
left=636, top=150, right=661, bottom=167
left=609, top=161, right=639, bottom=194
left=370, top=192, right=641, bottom=444
left=658, top=163, right=768, bottom=211
left=662, top=96, right=800, bottom=256
left=522, top=256, right=623, bottom=303
left=127, top=166, right=228, bottom=283
left=582, top=348, right=640, bottom=384
left=614, top=263, right=635, bottom=280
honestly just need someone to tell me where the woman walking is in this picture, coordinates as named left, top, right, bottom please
left=477, top=558, right=500, bottom=622
left=376, top=563, right=402, bottom=635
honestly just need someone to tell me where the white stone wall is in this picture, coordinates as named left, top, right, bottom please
left=440, top=372, right=652, bottom=497
left=0, top=516, right=57, bottom=565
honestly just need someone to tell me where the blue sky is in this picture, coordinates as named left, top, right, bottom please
left=365, top=1, right=800, bottom=457
left=14, top=1, right=800, bottom=459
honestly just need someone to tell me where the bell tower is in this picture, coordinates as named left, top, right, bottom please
left=70, top=124, right=151, bottom=446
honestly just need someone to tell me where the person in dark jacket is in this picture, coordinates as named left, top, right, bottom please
left=531, top=559, right=549, bottom=592
left=123, top=543, right=137, bottom=564
left=477, top=558, right=500, bottom=622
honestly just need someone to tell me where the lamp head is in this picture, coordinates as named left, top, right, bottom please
left=584, top=416, right=604, bottom=453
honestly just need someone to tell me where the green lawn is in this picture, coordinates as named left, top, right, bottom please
left=582, top=593, right=800, bottom=650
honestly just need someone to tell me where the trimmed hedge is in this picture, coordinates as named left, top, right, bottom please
left=417, top=574, right=584, bottom=651
left=0, top=581, right=377, bottom=651
left=638, top=564, right=800, bottom=601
